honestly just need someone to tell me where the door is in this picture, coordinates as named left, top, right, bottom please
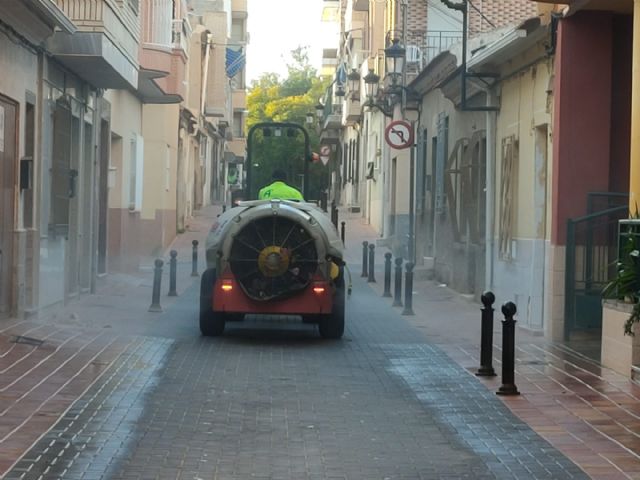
left=0, top=96, right=17, bottom=316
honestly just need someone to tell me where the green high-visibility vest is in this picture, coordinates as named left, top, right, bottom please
left=258, top=181, right=304, bottom=201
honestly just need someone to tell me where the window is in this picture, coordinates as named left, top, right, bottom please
left=434, top=113, right=448, bottom=214
left=233, top=112, right=244, bottom=138
left=129, top=133, right=144, bottom=211
left=499, top=135, right=518, bottom=261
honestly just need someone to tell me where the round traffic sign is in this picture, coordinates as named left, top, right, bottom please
left=384, top=121, right=414, bottom=149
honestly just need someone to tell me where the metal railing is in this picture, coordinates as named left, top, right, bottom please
left=565, top=200, right=629, bottom=339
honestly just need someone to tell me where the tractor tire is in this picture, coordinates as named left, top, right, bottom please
left=200, top=268, right=225, bottom=336
left=319, top=268, right=345, bottom=339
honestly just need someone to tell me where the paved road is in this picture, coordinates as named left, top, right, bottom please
left=4, top=272, right=587, bottom=480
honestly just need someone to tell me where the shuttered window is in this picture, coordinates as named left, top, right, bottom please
left=499, top=135, right=518, bottom=261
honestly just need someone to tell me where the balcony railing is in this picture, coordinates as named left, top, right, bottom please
left=172, top=18, right=190, bottom=53
left=385, top=30, right=462, bottom=73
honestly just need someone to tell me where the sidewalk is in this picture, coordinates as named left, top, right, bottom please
left=339, top=207, right=640, bottom=480
left=0, top=204, right=222, bottom=476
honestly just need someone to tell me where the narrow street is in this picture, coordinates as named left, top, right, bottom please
left=2, top=272, right=585, bottom=479
left=0, top=206, right=614, bottom=480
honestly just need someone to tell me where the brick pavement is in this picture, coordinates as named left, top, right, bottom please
left=0, top=206, right=222, bottom=477
left=340, top=207, right=640, bottom=480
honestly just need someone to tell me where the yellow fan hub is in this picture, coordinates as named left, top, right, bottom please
left=258, top=246, right=290, bottom=277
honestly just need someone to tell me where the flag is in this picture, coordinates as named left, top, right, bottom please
left=226, top=47, right=246, bottom=78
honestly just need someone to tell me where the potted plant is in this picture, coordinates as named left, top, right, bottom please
left=603, top=232, right=640, bottom=335
left=601, top=222, right=640, bottom=376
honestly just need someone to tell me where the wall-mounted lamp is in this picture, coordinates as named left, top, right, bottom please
left=362, top=69, right=393, bottom=117
left=347, top=68, right=361, bottom=100
left=305, top=112, right=315, bottom=124
left=384, top=38, right=406, bottom=86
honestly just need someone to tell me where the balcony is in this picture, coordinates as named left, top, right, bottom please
left=403, top=30, right=463, bottom=75
left=232, top=0, right=248, bottom=18
left=0, top=0, right=75, bottom=45
left=319, top=84, right=342, bottom=144
left=343, top=94, right=361, bottom=125
left=47, top=0, right=140, bottom=89
left=137, top=1, right=189, bottom=103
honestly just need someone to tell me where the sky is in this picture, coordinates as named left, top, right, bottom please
left=245, top=0, right=339, bottom=83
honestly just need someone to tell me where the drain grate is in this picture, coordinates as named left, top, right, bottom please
left=11, top=335, right=45, bottom=347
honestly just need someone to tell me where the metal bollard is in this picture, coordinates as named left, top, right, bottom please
left=497, top=301, right=520, bottom=396
left=148, top=259, right=164, bottom=312
left=331, top=202, right=338, bottom=228
left=191, top=240, right=199, bottom=277
left=222, top=204, right=227, bottom=213
left=476, top=291, right=496, bottom=377
left=393, top=257, right=403, bottom=307
left=402, top=262, right=415, bottom=315
left=341, top=221, right=346, bottom=245
left=361, top=241, right=369, bottom=277
left=168, top=250, right=178, bottom=297
left=383, top=252, right=392, bottom=297
left=368, top=244, right=376, bottom=283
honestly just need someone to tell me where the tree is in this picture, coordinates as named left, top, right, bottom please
left=246, top=47, right=330, bottom=201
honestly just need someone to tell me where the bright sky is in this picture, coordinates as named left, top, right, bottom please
left=245, top=0, right=339, bottom=83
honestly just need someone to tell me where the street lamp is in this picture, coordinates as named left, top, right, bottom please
left=363, top=69, right=394, bottom=117
left=347, top=68, right=360, bottom=100
left=363, top=69, right=380, bottom=102
left=305, top=112, right=314, bottom=125
left=384, top=38, right=406, bottom=86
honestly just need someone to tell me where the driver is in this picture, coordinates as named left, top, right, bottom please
left=258, top=169, right=304, bottom=201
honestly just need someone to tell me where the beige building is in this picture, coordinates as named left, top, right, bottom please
left=0, top=0, right=246, bottom=318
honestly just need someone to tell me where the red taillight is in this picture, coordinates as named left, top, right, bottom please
left=221, top=280, right=233, bottom=292
left=313, top=285, right=326, bottom=294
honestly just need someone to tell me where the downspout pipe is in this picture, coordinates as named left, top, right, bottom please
left=485, top=88, right=497, bottom=291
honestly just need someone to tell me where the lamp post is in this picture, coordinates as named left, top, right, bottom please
left=347, top=68, right=360, bottom=100
left=384, top=38, right=406, bottom=87
left=362, top=38, right=416, bottom=262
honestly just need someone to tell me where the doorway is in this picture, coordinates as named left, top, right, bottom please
left=0, top=95, right=17, bottom=316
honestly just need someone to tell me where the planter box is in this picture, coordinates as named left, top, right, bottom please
left=602, top=300, right=640, bottom=376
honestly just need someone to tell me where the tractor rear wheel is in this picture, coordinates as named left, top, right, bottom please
left=319, top=268, right=345, bottom=339
left=200, top=268, right=225, bottom=336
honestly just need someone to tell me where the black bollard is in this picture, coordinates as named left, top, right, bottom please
left=168, top=250, right=178, bottom=297
left=361, top=241, right=369, bottom=277
left=368, top=244, right=376, bottom=283
left=341, top=221, right=346, bottom=245
left=476, top=291, right=497, bottom=377
left=402, top=263, right=415, bottom=315
left=191, top=240, right=199, bottom=277
left=321, top=191, right=328, bottom=212
left=383, top=252, right=392, bottom=298
left=497, top=301, right=520, bottom=396
left=148, top=258, right=164, bottom=312
left=222, top=204, right=227, bottom=213
left=331, top=202, right=338, bottom=228
left=393, top=257, right=403, bottom=307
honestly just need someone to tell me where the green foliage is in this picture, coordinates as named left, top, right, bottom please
left=246, top=47, right=330, bottom=201
left=603, top=222, right=640, bottom=335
